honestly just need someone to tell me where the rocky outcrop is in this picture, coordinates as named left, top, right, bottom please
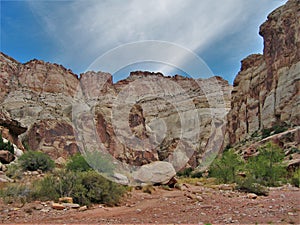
left=76, top=71, right=231, bottom=171
left=227, top=0, right=300, bottom=145
left=0, top=52, right=80, bottom=159
left=0, top=109, right=26, bottom=150
left=0, top=52, right=231, bottom=171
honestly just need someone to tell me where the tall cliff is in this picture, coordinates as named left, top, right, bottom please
left=227, top=0, right=300, bottom=145
left=0, top=53, right=231, bottom=168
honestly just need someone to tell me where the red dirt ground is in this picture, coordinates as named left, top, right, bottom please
left=0, top=184, right=299, bottom=224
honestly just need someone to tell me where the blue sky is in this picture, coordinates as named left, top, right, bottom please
left=1, top=0, right=287, bottom=83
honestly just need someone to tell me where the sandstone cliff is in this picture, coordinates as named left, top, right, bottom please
left=0, top=53, right=231, bottom=169
left=227, top=0, right=300, bottom=145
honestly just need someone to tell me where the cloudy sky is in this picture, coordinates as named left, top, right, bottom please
left=1, top=0, right=286, bottom=83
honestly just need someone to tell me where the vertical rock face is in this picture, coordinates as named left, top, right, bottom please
left=227, top=0, right=300, bottom=145
left=0, top=52, right=80, bottom=158
left=77, top=72, right=231, bottom=168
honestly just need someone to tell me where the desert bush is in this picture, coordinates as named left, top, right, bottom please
left=79, top=170, right=126, bottom=206
left=0, top=183, right=32, bottom=204
left=209, top=149, right=244, bottom=184
left=245, top=142, right=286, bottom=186
left=191, top=171, right=203, bottom=178
left=31, top=175, right=60, bottom=201
left=31, top=170, right=126, bottom=206
left=5, top=163, right=23, bottom=179
left=66, top=153, right=91, bottom=172
left=261, top=123, right=289, bottom=139
left=176, top=167, right=193, bottom=177
left=0, top=133, right=14, bottom=154
left=261, top=128, right=272, bottom=139
left=19, top=151, right=54, bottom=172
left=208, top=142, right=287, bottom=193
left=290, top=168, right=300, bottom=187
left=237, top=178, right=269, bottom=196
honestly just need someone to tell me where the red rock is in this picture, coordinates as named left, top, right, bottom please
left=227, top=0, right=300, bottom=145
left=0, top=150, right=15, bottom=164
left=51, top=203, right=66, bottom=210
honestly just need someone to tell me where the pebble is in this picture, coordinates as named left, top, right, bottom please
left=78, top=206, right=88, bottom=211
left=40, top=209, right=50, bottom=213
left=247, top=193, right=258, bottom=199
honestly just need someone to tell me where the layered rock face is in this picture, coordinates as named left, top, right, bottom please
left=0, top=54, right=231, bottom=169
left=0, top=53, right=79, bottom=159
left=76, top=71, right=231, bottom=171
left=227, top=0, right=300, bottom=145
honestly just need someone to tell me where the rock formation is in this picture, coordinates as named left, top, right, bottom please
left=1, top=0, right=298, bottom=182
left=227, top=0, right=300, bottom=145
left=0, top=53, right=231, bottom=172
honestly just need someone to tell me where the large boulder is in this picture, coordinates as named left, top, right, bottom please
left=133, top=161, right=176, bottom=185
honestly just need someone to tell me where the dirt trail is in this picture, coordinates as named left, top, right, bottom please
left=1, top=184, right=299, bottom=224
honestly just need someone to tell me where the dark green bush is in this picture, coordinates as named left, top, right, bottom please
left=262, top=128, right=272, bottom=139
left=261, top=123, right=289, bottom=139
left=66, top=153, right=91, bottom=172
left=191, top=171, right=203, bottom=178
left=19, top=151, right=54, bottom=172
left=79, top=170, right=125, bottom=206
left=176, top=167, right=193, bottom=177
left=0, top=133, right=14, bottom=154
left=31, top=170, right=126, bottom=206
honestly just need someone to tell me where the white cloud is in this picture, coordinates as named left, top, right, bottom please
left=27, top=0, right=287, bottom=76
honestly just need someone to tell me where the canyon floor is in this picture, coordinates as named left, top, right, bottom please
left=0, top=183, right=299, bottom=224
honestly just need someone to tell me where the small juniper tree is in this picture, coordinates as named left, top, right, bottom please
left=209, top=149, right=244, bottom=184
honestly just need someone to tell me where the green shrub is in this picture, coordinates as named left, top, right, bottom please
left=208, top=142, right=288, bottom=193
left=0, top=183, right=32, bottom=204
left=245, top=142, right=286, bottom=186
left=261, top=123, right=288, bottom=139
left=176, top=167, right=193, bottom=177
left=31, top=170, right=126, bottom=206
left=19, top=151, right=54, bottom=172
left=290, top=168, right=300, bottom=187
left=66, top=153, right=91, bottom=172
left=31, top=175, right=60, bottom=201
left=0, top=133, right=14, bottom=154
left=262, top=128, right=272, bottom=139
left=191, top=171, right=203, bottom=178
left=272, top=123, right=288, bottom=134
left=209, top=149, right=244, bottom=184
left=6, top=163, right=23, bottom=179
left=80, top=170, right=126, bottom=206
left=237, top=178, right=269, bottom=196
left=290, top=147, right=300, bottom=154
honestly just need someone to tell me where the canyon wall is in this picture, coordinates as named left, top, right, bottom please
left=0, top=53, right=231, bottom=169
left=227, top=0, right=300, bottom=145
